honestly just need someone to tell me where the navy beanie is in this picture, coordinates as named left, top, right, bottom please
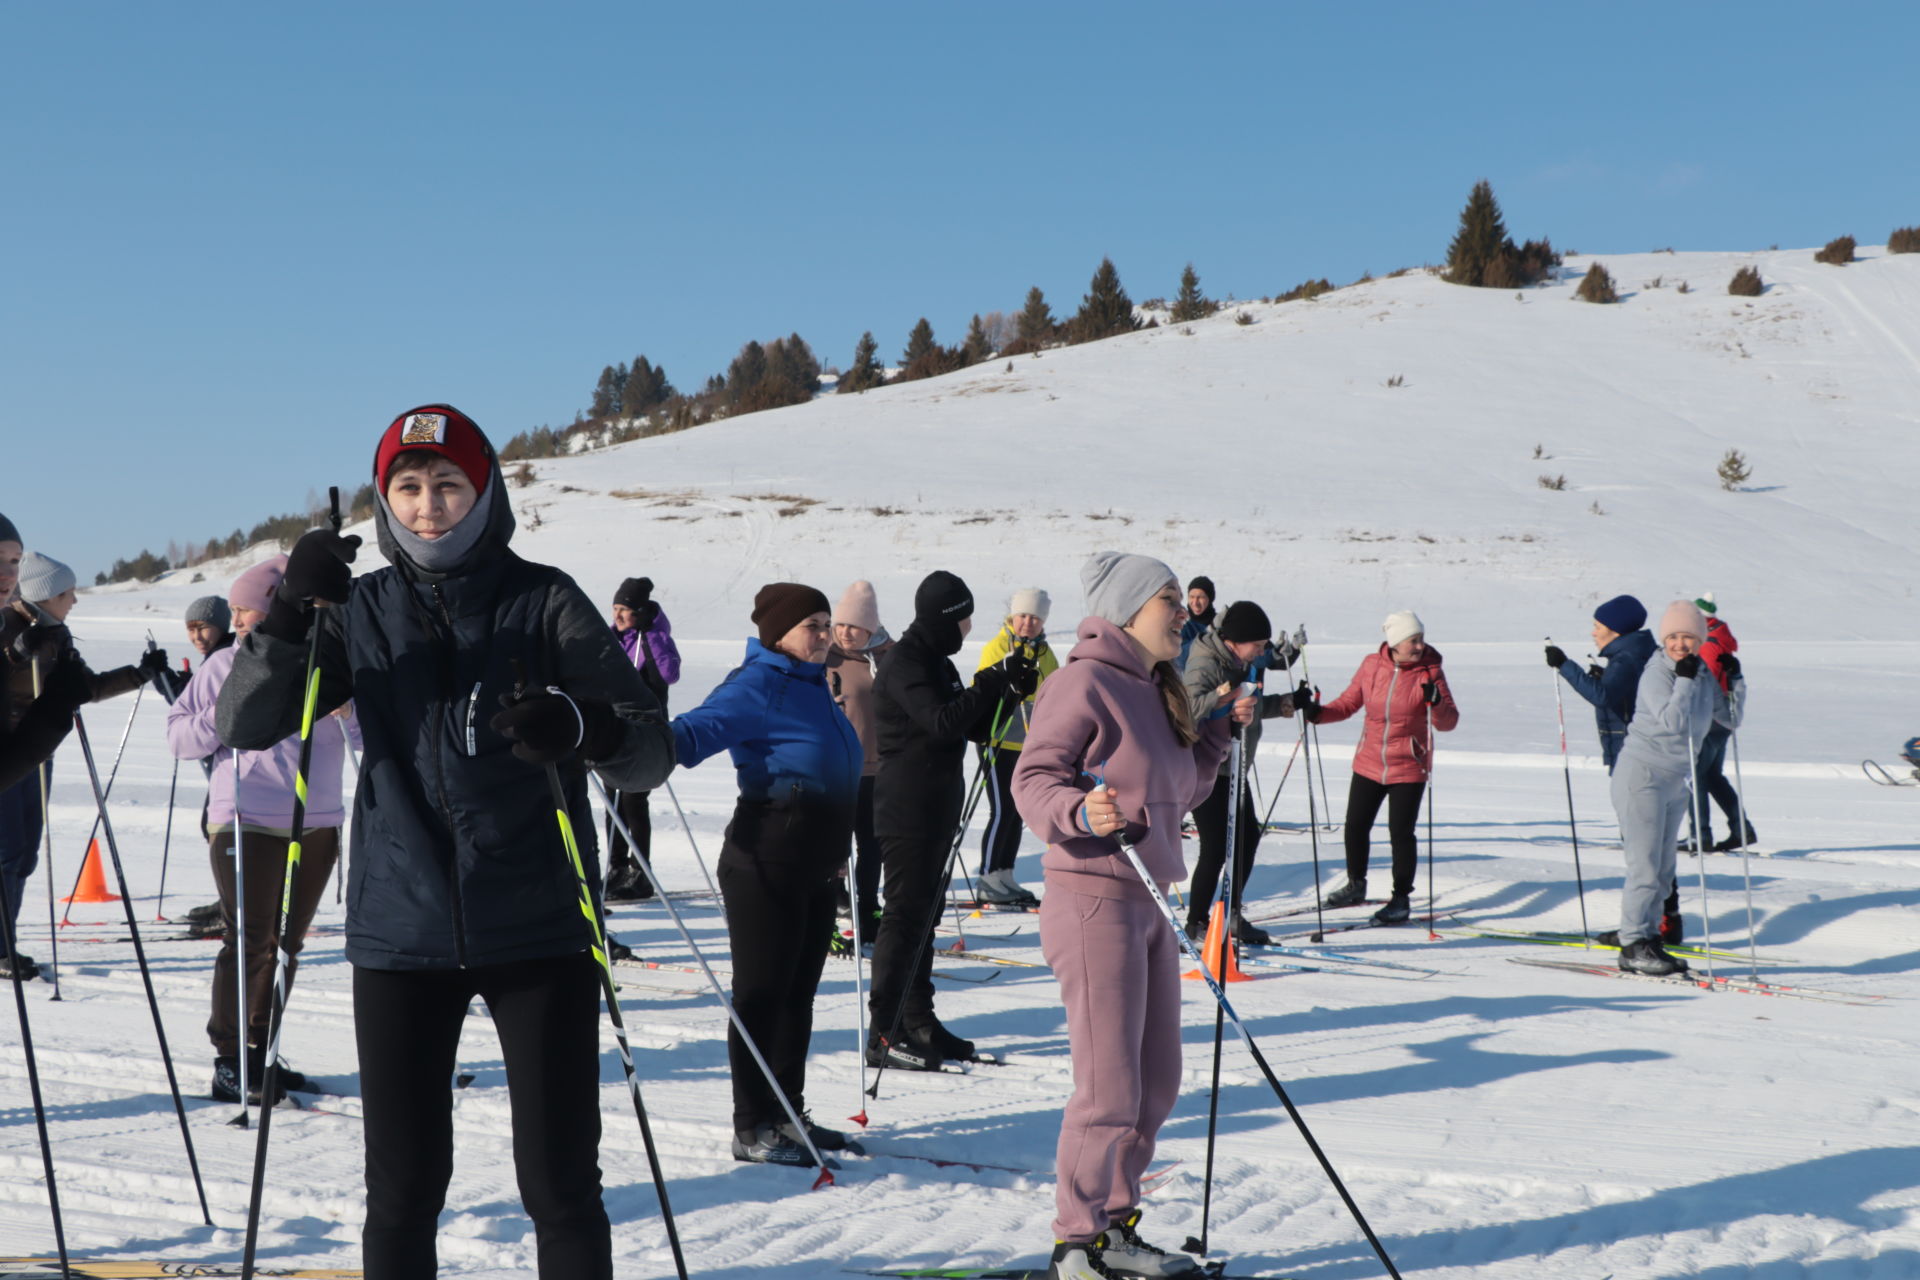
left=1593, top=594, right=1647, bottom=635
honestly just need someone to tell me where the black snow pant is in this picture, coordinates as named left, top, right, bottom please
left=355, top=953, right=610, bottom=1280
left=718, top=851, right=838, bottom=1133
left=869, top=826, right=951, bottom=1035
left=977, top=745, right=1024, bottom=877
left=605, top=788, right=652, bottom=872
left=1187, top=772, right=1260, bottom=933
left=1343, top=774, right=1425, bottom=898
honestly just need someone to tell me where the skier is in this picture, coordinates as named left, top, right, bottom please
left=184, top=596, right=234, bottom=661
left=866, top=570, right=1028, bottom=1070
left=1181, top=600, right=1300, bottom=944
left=1303, top=609, right=1459, bottom=925
left=0, top=550, right=169, bottom=980
left=973, top=588, right=1059, bottom=906
left=824, top=579, right=892, bottom=944
left=666, top=583, right=862, bottom=1166
left=1545, top=594, right=1681, bottom=944
left=166, top=555, right=356, bottom=1104
left=1012, top=551, right=1242, bottom=1280
left=217, top=404, right=674, bottom=1278
left=1686, top=593, right=1754, bottom=851
left=605, top=575, right=680, bottom=901
left=1175, top=574, right=1215, bottom=671
left=1606, top=600, right=1745, bottom=976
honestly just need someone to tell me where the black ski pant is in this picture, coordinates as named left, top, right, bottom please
left=869, top=826, right=950, bottom=1035
left=977, top=745, right=1024, bottom=877
left=851, top=775, right=880, bottom=919
left=0, top=768, right=45, bottom=962
left=1686, top=722, right=1745, bottom=847
left=1343, top=775, right=1425, bottom=898
left=605, top=788, right=652, bottom=871
left=207, top=827, right=338, bottom=1059
left=1187, top=774, right=1260, bottom=933
left=355, top=953, right=610, bottom=1280
left=718, top=847, right=837, bottom=1133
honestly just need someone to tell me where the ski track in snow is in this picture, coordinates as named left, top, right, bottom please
left=5, top=247, right=1920, bottom=1277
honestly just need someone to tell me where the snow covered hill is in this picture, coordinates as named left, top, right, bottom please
left=14, top=244, right=1920, bottom=1278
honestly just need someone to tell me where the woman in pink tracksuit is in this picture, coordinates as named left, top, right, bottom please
left=1013, top=551, right=1243, bottom=1280
left=1302, top=609, right=1459, bottom=925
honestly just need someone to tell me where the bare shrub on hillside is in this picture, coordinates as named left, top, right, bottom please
left=1234, top=311, right=1254, bottom=326
left=1385, top=374, right=1405, bottom=388
left=1717, top=449, right=1752, bottom=491
left=1728, top=265, right=1764, bottom=296
left=1676, top=280, right=1691, bottom=294
left=509, top=463, right=536, bottom=489
left=1538, top=474, right=1568, bottom=491
left=1532, top=443, right=1547, bottom=459
left=1888, top=226, right=1920, bottom=254
left=1814, top=235, right=1856, bottom=265
left=1575, top=262, right=1618, bottom=304
left=1278, top=278, right=1333, bottom=303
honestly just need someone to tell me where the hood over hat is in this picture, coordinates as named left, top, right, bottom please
left=370, top=404, right=514, bottom=580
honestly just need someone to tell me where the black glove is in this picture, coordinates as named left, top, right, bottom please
left=1423, top=680, right=1442, bottom=706
left=1002, top=649, right=1040, bottom=699
left=137, top=647, right=171, bottom=679
left=1544, top=644, right=1567, bottom=669
left=1674, top=654, right=1702, bottom=679
left=1718, top=653, right=1741, bottom=679
left=491, top=689, right=619, bottom=765
left=637, top=600, right=661, bottom=629
left=37, top=652, right=93, bottom=716
left=1292, top=681, right=1319, bottom=722
left=281, top=527, right=362, bottom=607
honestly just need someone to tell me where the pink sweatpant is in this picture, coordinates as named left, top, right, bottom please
left=1038, top=882, right=1185, bottom=1242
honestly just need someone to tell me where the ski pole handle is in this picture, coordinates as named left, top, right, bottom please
left=328, top=485, right=342, bottom=534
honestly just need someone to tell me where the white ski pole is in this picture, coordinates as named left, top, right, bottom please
left=663, top=779, right=723, bottom=909
left=1683, top=717, right=1714, bottom=980
left=1729, top=725, right=1759, bottom=981
left=230, top=748, right=250, bottom=1127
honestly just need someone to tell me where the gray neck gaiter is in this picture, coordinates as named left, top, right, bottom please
left=382, top=481, right=496, bottom=575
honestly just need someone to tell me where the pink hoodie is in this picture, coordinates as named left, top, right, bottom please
left=1013, top=617, right=1230, bottom=898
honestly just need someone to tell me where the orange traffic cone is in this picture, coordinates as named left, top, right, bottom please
left=1183, top=900, right=1251, bottom=983
left=63, top=838, right=122, bottom=904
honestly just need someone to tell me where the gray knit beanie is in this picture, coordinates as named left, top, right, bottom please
left=185, top=595, right=232, bottom=633
left=17, top=551, right=75, bottom=603
left=1080, top=551, right=1178, bottom=628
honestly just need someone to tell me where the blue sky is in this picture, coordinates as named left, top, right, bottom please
left=4, top=1, right=1916, bottom=579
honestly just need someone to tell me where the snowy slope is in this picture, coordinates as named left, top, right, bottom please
left=8, top=246, right=1920, bottom=1277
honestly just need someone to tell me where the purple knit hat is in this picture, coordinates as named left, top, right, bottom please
left=230, top=554, right=290, bottom=615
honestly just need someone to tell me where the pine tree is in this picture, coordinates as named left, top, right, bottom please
left=1170, top=262, right=1211, bottom=322
left=902, top=318, right=937, bottom=368
left=1016, top=287, right=1054, bottom=346
left=841, top=331, right=884, bottom=393
left=591, top=364, right=623, bottom=418
left=725, top=341, right=768, bottom=407
left=960, top=314, right=991, bottom=366
left=1071, top=257, right=1140, bottom=342
left=620, top=357, right=657, bottom=419
left=1445, top=180, right=1511, bottom=287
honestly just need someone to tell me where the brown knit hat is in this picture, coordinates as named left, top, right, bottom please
left=752, top=582, right=831, bottom=650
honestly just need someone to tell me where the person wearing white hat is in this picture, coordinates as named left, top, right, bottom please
left=971, top=587, right=1059, bottom=906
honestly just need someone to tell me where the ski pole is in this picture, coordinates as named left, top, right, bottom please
left=847, top=839, right=872, bottom=1129
left=155, top=755, right=182, bottom=922
left=28, top=659, right=63, bottom=1000
left=1729, top=725, right=1759, bottom=981
left=1297, top=634, right=1335, bottom=833
left=1112, top=829, right=1403, bottom=1280
left=71, top=710, right=213, bottom=1225
left=1425, top=702, right=1439, bottom=941
left=1547, top=643, right=1592, bottom=946
left=588, top=772, right=833, bottom=1190
left=1684, top=718, right=1715, bottom=980
left=0, top=864, right=69, bottom=1275
left=1255, top=721, right=1304, bottom=832
left=58, top=675, right=146, bottom=925
left=231, top=748, right=251, bottom=1128
left=1300, top=705, right=1329, bottom=943
left=335, top=716, right=358, bottom=905
left=1182, top=723, right=1242, bottom=1258
left=244, top=487, right=341, bottom=1278
left=663, top=778, right=723, bottom=909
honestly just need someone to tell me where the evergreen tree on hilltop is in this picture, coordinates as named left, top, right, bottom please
left=1446, top=180, right=1510, bottom=286
left=1015, top=286, right=1054, bottom=348
left=901, top=317, right=937, bottom=368
left=960, top=314, right=991, bottom=366
left=1071, top=256, right=1142, bottom=343
left=620, top=356, right=674, bottom=418
left=1169, top=262, right=1212, bottom=322
left=840, top=331, right=884, bottom=393
left=591, top=363, right=624, bottom=418
left=725, top=341, right=768, bottom=408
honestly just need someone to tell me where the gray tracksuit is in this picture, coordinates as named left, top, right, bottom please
left=1611, top=654, right=1745, bottom=943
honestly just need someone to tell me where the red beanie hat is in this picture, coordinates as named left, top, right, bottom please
left=374, top=405, right=493, bottom=494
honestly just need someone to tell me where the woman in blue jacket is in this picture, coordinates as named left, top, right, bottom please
left=670, top=582, right=863, bottom=1168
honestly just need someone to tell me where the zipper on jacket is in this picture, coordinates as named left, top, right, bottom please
left=1378, top=664, right=1398, bottom=779
left=464, top=682, right=482, bottom=757
left=427, top=586, right=468, bottom=966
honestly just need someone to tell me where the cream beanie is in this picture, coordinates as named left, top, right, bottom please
left=1382, top=609, right=1425, bottom=647
left=1008, top=587, right=1051, bottom=623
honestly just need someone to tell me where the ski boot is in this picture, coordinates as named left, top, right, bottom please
left=1324, top=878, right=1367, bottom=909
left=1619, top=939, right=1688, bottom=976
left=732, top=1121, right=836, bottom=1168
left=1104, top=1208, right=1201, bottom=1276
left=1048, top=1233, right=1119, bottom=1280
left=1371, top=894, right=1411, bottom=925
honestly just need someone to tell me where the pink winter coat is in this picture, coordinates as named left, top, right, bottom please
left=1314, top=643, right=1459, bottom=785
left=1012, top=618, right=1231, bottom=899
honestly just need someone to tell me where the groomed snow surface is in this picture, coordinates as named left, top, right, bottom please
left=6, top=245, right=1919, bottom=1277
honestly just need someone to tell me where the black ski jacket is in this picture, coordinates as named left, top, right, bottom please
left=217, top=458, right=674, bottom=972
left=871, top=616, right=1011, bottom=842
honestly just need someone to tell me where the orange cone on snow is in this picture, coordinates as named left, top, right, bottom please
left=1183, top=900, right=1251, bottom=983
left=63, top=838, right=121, bottom=904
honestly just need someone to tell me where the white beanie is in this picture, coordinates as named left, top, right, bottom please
left=17, top=551, right=76, bottom=603
left=1008, top=587, right=1051, bottom=623
left=1080, top=552, right=1178, bottom=628
left=1382, top=609, right=1425, bottom=647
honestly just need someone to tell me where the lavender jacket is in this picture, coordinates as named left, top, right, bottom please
left=617, top=606, right=682, bottom=687
left=166, top=645, right=359, bottom=829
left=1013, top=618, right=1230, bottom=899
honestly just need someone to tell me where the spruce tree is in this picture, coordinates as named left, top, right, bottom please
left=902, top=318, right=937, bottom=368
left=1170, top=262, right=1210, bottom=322
left=591, top=364, right=623, bottom=418
left=960, top=314, right=991, bottom=366
left=1071, top=257, right=1140, bottom=342
left=725, top=341, right=767, bottom=407
left=620, top=357, right=658, bottom=418
left=841, top=331, right=883, bottom=393
left=1445, top=180, right=1511, bottom=287
left=1016, top=287, right=1054, bottom=346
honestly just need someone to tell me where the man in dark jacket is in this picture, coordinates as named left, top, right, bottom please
left=866, top=570, right=1026, bottom=1069
left=217, top=404, right=674, bottom=1279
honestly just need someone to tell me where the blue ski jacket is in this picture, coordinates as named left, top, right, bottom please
left=1559, top=628, right=1657, bottom=770
left=671, top=638, right=863, bottom=812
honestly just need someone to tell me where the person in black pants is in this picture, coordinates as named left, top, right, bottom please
left=606, top=576, right=680, bottom=900
left=867, top=571, right=1029, bottom=1070
left=217, top=405, right=674, bottom=1279
left=668, top=583, right=863, bottom=1165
